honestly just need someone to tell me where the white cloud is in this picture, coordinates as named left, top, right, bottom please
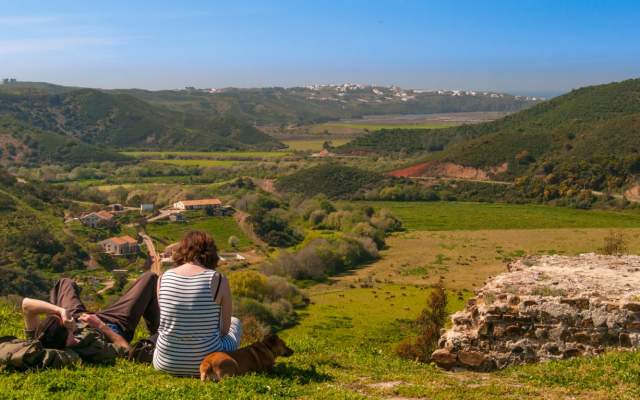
left=0, top=16, right=58, bottom=26
left=0, top=37, right=122, bottom=55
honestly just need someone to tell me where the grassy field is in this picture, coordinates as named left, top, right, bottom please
left=282, top=138, right=351, bottom=151
left=149, top=159, right=243, bottom=167
left=146, top=214, right=251, bottom=251
left=1, top=284, right=638, bottom=399
left=359, top=201, right=640, bottom=231
left=122, top=151, right=289, bottom=159
left=338, top=228, right=640, bottom=291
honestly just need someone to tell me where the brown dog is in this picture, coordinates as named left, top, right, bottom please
left=199, top=334, right=294, bottom=382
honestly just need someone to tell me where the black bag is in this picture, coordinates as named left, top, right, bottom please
left=128, top=335, right=157, bottom=364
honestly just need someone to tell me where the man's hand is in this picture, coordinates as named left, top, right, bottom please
left=79, top=313, right=105, bottom=329
left=58, top=308, right=76, bottom=331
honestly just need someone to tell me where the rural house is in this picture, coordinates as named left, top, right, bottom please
left=140, top=203, right=154, bottom=213
left=80, top=210, right=115, bottom=228
left=173, top=198, right=223, bottom=210
left=99, top=235, right=139, bottom=256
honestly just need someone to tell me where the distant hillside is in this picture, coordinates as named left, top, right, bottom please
left=114, top=85, right=540, bottom=125
left=0, top=168, right=89, bottom=296
left=0, top=115, right=129, bottom=165
left=276, top=163, right=386, bottom=199
left=0, top=85, right=284, bottom=155
left=340, top=78, right=640, bottom=200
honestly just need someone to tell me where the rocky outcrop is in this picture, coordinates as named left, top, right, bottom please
left=433, top=254, right=640, bottom=371
left=387, top=161, right=508, bottom=180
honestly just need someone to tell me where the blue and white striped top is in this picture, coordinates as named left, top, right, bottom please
left=152, top=269, right=223, bottom=376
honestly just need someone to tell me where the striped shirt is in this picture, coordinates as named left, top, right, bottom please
left=152, top=269, right=224, bottom=376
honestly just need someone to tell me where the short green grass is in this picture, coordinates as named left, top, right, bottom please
left=146, top=214, right=251, bottom=251
left=358, top=201, right=640, bottom=231
left=282, top=139, right=350, bottom=151
left=1, top=284, right=638, bottom=399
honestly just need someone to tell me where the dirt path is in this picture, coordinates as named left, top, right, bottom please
left=97, top=280, right=114, bottom=295
left=140, top=232, right=162, bottom=274
left=233, top=210, right=267, bottom=247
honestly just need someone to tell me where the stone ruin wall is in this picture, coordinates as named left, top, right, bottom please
left=432, top=254, right=640, bottom=371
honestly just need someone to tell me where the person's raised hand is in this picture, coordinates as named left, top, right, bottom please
left=58, top=308, right=76, bottom=331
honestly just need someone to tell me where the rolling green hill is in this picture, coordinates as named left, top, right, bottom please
left=339, top=78, right=640, bottom=196
left=0, top=86, right=284, bottom=156
left=0, top=81, right=539, bottom=126
left=115, top=86, right=539, bottom=125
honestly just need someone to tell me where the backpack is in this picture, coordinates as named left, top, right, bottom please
left=0, top=336, right=80, bottom=371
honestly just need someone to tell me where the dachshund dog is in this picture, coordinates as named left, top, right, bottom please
left=199, top=334, right=293, bottom=382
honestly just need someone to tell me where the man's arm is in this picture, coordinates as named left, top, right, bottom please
left=78, top=314, right=131, bottom=353
left=22, top=298, right=73, bottom=330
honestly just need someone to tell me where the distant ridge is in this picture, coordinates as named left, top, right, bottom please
left=339, top=78, right=640, bottom=196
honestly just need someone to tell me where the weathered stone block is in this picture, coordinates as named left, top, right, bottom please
left=458, top=350, right=487, bottom=367
left=431, top=349, right=457, bottom=369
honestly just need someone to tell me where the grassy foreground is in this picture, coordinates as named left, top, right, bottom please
left=1, top=284, right=638, bottom=399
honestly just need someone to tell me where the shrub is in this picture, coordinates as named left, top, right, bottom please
left=240, top=315, right=270, bottom=343
left=599, top=231, right=628, bottom=255
left=396, top=286, right=447, bottom=362
left=229, top=270, right=269, bottom=301
left=308, top=209, right=327, bottom=226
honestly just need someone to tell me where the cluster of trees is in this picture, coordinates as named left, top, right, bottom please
left=276, top=163, right=386, bottom=199
left=262, top=236, right=379, bottom=281
left=235, top=194, right=303, bottom=247
left=260, top=197, right=402, bottom=281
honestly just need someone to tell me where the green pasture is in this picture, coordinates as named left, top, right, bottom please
left=146, top=214, right=251, bottom=251
left=358, top=201, right=640, bottom=231
left=148, top=159, right=242, bottom=167
left=282, top=138, right=350, bottom=151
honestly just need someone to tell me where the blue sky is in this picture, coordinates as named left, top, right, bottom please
left=0, top=0, right=638, bottom=94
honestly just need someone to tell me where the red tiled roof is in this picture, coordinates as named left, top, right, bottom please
left=106, top=235, right=137, bottom=245
left=178, top=198, right=222, bottom=206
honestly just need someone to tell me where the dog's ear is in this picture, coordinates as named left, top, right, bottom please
left=262, top=334, right=278, bottom=348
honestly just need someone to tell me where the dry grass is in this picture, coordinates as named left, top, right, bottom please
left=327, top=228, right=640, bottom=290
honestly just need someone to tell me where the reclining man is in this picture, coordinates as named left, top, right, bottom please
left=21, top=271, right=159, bottom=358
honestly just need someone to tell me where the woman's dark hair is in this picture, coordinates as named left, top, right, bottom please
left=35, top=315, right=68, bottom=349
left=173, top=231, right=220, bottom=269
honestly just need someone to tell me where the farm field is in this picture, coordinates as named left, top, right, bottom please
left=148, top=159, right=242, bottom=167
left=146, top=214, right=251, bottom=251
left=122, top=151, right=290, bottom=159
left=282, top=138, right=351, bottom=151
left=358, top=201, right=640, bottom=231
left=337, top=228, right=640, bottom=291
